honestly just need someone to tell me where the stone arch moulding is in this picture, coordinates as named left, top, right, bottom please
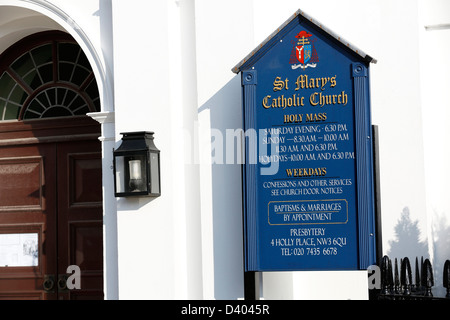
left=0, top=0, right=113, bottom=113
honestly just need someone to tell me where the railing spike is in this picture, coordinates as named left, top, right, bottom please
left=381, top=255, right=392, bottom=295
left=443, top=260, right=450, bottom=299
left=401, top=257, right=412, bottom=296
left=388, top=258, right=394, bottom=294
left=394, top=258, right=400, bottom=294
left=421, top=259, right=434, bottom=297
left=414, top=257, right=421, bottom=293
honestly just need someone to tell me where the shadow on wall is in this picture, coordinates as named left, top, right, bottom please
left=387, top=206, right=450, bottom=297
left=387, top=207, right=428, bottom=261
left=198, top=75, right=245, bottom=299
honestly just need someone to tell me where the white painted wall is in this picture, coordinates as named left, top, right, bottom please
left=111, top=0, right=450, bottom=299
left=192, top=0, right=430, bottom=300
left=3, top=0, right=447, bottom=299
left=112, top=0, right=199, bottom=299
left=194, top=0, right=450, bottom=299
left=418, top=0, right=450, bottom=297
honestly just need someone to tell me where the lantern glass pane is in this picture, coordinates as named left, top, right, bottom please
left=127, top=154, right=148, bottom=193
left=115, top=154, right=148, bottom=195
left=150, top=152, right=160, bottom=194
left=115, top=155, right=126, bottom=193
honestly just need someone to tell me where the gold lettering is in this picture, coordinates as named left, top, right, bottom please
left=330, top=76, right=337, bottom=87
left=262, top=94, right=305, bottom=109
left=295, top=75, right=306, bottom=90
left=287, top=97, right=292, bottom=107
left=273, top=77, right=284, bottom=92
left=294, top=75, right=338, bottom=91
left=341, top=91, right=348, bottom=105
left=286, top=167, right=327, bottom=177
left=263, top=75, right=345, bottom=110
left=263, top=95, right=271, bottom=109
left=306, top=113, right=327, bottom=122
left=321, top=78, right=328, bottom=91
left=273, top=77, right=289, bottom=92
left=284, top=114, right=303, bottom=124
left=310, top=92, right=318, bottom=106
left=309, top=92, right=348, bottom=107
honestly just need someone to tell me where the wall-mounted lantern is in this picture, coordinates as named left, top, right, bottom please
left=113, top=132, right=161, bottom=197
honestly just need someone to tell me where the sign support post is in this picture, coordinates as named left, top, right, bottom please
left=244, top=271, right=260, bottom=300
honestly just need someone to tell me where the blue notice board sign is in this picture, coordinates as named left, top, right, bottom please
left=233, top=10, right=377, bottom=272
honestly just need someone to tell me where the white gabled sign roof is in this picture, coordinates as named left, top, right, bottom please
left=232, top=8, right=376, bottom=74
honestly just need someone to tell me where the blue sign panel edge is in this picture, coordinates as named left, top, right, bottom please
left=352, top=63, right=377, bottom=270
left=242, top=70, right=259, bottom=271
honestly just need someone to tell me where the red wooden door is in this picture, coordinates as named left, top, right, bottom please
left=0, top=117, right=103, bottom=300
left=56, top=139, right=103, bottom=300
left=0, top=143, right=57, bottom=300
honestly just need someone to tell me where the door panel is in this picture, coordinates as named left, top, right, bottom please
left=56, top=140, right=103, bottom=300
left=0, top=144, right=57, bottom=300
left=69, top=153, right=103, bottom=206
left=0, top=156, right=43, bottom=209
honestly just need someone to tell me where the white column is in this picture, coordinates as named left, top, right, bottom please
left=87, top=111, right=118, bottom=300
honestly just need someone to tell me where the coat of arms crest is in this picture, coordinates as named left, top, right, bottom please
left=290, top=30, right=319, bottom=70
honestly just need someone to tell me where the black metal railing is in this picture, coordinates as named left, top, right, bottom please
left=371, top=255, right=450, bottom=300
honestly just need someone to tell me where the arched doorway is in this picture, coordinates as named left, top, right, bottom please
left=0, top=31, right=103, bottom=300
